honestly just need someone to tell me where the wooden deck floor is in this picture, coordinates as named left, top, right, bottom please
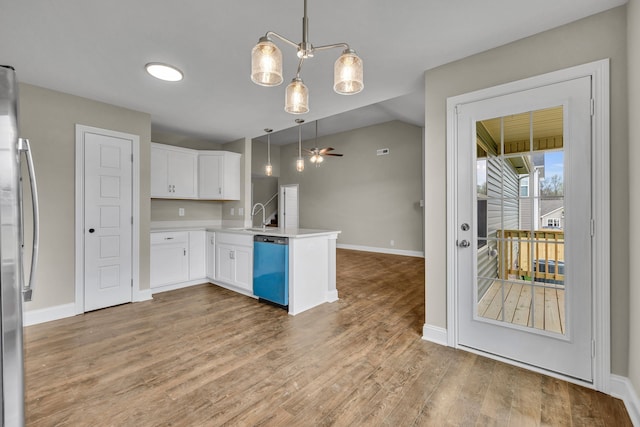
left=478, top=280, right=565, bottom=334
left=23, top=250, right=630, bottom=426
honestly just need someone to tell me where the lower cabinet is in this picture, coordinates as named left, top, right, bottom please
left=215, top=232, right=253, bottom=292
left=151, top=230, right=206, bottom=289
left=206, top=231, right=215, bottom=280
left=150, top=232, right=189, bottom=288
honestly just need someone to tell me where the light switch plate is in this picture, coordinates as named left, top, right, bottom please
left=230, top=207, right=235, bottom=216
left=178, top=208, right=185, bottom=217
left=238, top=208, right=244, bottom=216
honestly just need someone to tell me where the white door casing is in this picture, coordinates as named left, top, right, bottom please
left=445, top=60, right=610, bottom=391
left=75, top=125, right=142, bottom=313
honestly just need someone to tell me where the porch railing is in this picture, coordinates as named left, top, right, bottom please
left=496, top=229, right=565, bottom=285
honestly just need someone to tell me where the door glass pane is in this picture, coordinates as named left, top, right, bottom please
left=475, top=106, right=565, bottom=335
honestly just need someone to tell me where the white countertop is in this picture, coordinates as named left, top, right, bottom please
left=150, top=225, right=341, bottom=239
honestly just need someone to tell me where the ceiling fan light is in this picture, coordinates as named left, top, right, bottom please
left=334, top=49, right=363, bottom=95
left=251, top=38, right=283, bottom=86
left=316, top=155, right=324, bottom=163
left=285, top=78, right=309, bottom=114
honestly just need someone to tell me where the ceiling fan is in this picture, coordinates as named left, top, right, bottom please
left=304, top=120, right=343, bottom=165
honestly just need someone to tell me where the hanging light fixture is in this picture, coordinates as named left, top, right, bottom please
left=309, top=120, right=323, bottom=165
left=251, top=0, right=363, bottom=114
left=296, top=119, right=305, bottom=172
left=264, top=128, right=273, bottom=176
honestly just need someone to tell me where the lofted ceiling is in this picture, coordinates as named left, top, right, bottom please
left=0, top=0, right=626, bottom=145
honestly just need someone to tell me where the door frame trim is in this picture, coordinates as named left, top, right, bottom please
left=445, top=59, right=610, bottom=392
left=74, top=125, right=141, bottom=313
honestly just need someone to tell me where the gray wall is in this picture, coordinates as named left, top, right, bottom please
left=251, top=177, right=278, bottom=227
left=18, top=83, right=152, bottom=309
left=280, top=120, right=423, bottom=253
left=424, top=6, right=628, bottom=375
left=627, top=0, right=640, bottom=402
left=150, top=131, right=223, bottom=222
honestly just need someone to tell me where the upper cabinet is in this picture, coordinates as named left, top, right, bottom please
left=151, top=143, right=198, bottom=199
left=151, top=143, right=241, bottom=201
left=199, top=151, right=241, bottom=200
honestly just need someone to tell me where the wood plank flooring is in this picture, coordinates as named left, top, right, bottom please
left=24, top=249, right=631, bottom=426
left=478, top=280, right=565, bottom=334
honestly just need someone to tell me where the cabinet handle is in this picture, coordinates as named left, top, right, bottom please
left=184, top=249, right=186, bottom=256
left=164, top=237, right=174, bottom=240
left=230, top=250, right=235, bottom=260
left=218, top=187, right=221, bottom=195
left=168, top=184, right=171, bottom=193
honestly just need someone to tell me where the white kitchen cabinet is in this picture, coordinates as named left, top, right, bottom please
left=198, top=151, right=241, bottom=200
left=188, top=230, right=206, bottom=280
left=151, top=143, right=198, bottom=199
left=206, top=231, right=215, bottom=280
left=150, top=232, right=189, bottom=288
left=214, top=232, right=253, bottom=292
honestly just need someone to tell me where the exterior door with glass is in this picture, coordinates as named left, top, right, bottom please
left=455, top=76, right=593, bottom=381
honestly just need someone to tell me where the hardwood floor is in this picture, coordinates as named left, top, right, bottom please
left=24, top=249, right=631, bottom=426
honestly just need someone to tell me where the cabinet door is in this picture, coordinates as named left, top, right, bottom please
left=215, top=243, right=235, bottom=284
left=206, top=232, right=215, bottom=280
left=150, top=146, right=169, bottom=197
left=188, top=231, right=206, bottom=280
left=221, top=152, right=241, bottom=200
left=199, top=154, right=223, bottom=199
left=151, top=243, right=189, bottom=287
left=233, top=245, right=253, bottom=292
left=168, top=150, right=198, bottom=198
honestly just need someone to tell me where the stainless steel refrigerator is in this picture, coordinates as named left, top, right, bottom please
left=0, top=65, right=39, bottom=426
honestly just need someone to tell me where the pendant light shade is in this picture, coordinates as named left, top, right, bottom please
left=285, top=78, right=309, bottom=114
left=334, top=49, right=363, bottom=95
left=251, top=37, right=283, bottom=87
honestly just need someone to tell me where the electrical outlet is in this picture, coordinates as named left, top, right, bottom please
left=390, top=240, right=395, bottom=247
left=178, top=208, right=185, bottom=217
left=230, top=207, right=235, bottom=216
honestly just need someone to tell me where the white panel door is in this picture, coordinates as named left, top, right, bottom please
left=455, top=77, right=593, bottom=381
left=84, top=132, right=132, bottom=311
left=279, top=184, right=299, bottom=229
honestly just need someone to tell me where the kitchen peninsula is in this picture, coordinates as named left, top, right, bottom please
left=150, top=226, right=341, bottom=315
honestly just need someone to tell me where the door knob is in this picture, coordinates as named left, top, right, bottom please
left=461, top=223, right=470, bottom=231
left=457, top=239, right=470, bottom=248
left=88, top=228, right=95, bottom=233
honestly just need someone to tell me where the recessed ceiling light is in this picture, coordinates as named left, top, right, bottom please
left=145, top=63, right=183, bottom=82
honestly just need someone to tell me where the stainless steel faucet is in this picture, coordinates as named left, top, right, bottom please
left=251, top=202, right=266, bottom=230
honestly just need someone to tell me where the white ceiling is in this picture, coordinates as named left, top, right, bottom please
left=0, top=0, right=626, bottom=145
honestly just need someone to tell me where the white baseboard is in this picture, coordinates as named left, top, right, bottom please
left=610, top=375, right=640, bottom=426
left=422, top=324, right=448, bottom=346
left=337, top=243, right=424, bottom=258
left=23, top=303, right=77, bottom=327
left=150, top=278, right=210, bottom=295
left=134, top=288, right=153, bottom=302
left=326, top=290, right=339, bottom=302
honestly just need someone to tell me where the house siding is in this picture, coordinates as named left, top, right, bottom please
left=478, top=155, right=519, bottom=299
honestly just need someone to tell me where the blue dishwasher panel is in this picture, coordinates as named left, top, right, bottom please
left=253, top=236, right=289, bottom=306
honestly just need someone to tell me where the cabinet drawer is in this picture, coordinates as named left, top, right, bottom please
left=215, top=232, right=253, bottom=247
left=151, top=231, right=189, bottom=245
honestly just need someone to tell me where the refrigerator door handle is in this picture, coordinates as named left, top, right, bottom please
left=18, top=138, right=39, bottom=302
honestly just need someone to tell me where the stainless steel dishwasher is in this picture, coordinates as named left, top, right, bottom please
left=253, top=235, right=289, bottom=309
